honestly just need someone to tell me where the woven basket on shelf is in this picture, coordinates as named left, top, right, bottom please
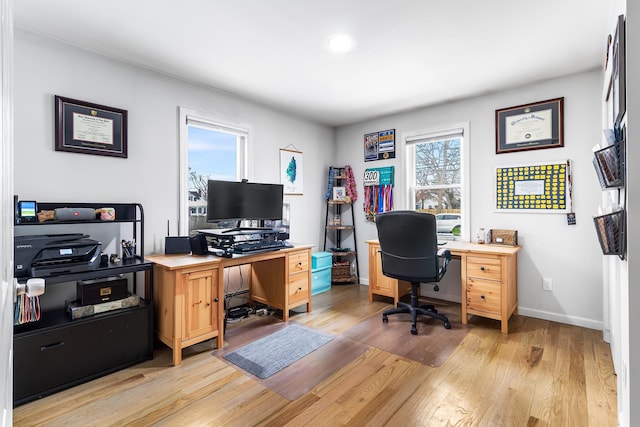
left=332, top=264, right=351, bottom=279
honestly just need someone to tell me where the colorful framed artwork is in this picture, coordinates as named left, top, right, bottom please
left=279, top=148, right=304, bottom=195
left=332, top=186, right=346, bottom=201
left=495, top=160, right=571, bottom=213
left=364, top=129, right=395, bottom=161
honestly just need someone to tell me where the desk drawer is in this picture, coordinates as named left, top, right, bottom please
left=289, top=251, right=309, bottom=273
left=466, top=278, right=501, bottom=315
left=467, top=256, right=502, bottom=281
left=288, top=272, right=309, bottom=304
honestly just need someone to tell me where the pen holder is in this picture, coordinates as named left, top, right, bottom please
left=122, top=246, right=136, bottom=260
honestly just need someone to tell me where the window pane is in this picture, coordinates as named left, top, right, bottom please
left=187, top=126, right=240, bottom=233
left=415, top=138, right=461, bottom=186
left=414, top=188, right=461, bottom=211
left=407, top=129, right=465, bottom=239
left=188, top=126, right=237, bottom=181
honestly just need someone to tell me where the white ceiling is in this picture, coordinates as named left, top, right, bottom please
left=14, top=0, right=612, bottom=127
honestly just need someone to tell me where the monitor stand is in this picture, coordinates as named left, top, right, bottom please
left=221, top=227, right=272, bottom=233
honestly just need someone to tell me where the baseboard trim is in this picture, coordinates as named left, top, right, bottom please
left=360, top=281, right=602, bottom=331
left=517, top=306, right=603, bottom=331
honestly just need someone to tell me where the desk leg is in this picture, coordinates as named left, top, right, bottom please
left=501, top=320, right=509, bottom=334
left=173, top=347, right=182, bottom=366
left=460, top=255, right=468, bottom=325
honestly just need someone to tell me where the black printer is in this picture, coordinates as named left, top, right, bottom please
left=15, top=233, right=102, bottom=278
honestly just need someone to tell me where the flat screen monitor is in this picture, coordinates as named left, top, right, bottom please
left=206, top=180, right=283, bottom=223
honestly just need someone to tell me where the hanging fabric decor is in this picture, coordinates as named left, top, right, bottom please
left=363, top=166, right=394, bottom=222
left=344, top=165, right=358, bottom=202
left=325, top=166, right=336, bottom=200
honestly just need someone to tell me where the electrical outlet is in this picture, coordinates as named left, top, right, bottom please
left=542, top=277, right=553, bottom=291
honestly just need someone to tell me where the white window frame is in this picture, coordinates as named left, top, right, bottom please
left=401, top=122, right=470, bottom=241
left=178, top=107, right=250, bottom=235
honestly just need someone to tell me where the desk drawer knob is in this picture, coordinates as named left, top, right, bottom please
left=480, top=266, right=486, bottom=271
left=480, top=295, right=486, bottom=300
left=213, top=297, right=219, bottom=303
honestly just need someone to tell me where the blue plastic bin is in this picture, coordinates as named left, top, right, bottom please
left=312, top=266, right=332, bottom=295
left=312, top=251, right=333, bottom=269
left=311, top=252, right=333, bottom=295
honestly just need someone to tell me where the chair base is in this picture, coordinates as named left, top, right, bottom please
left=382, top=283, right=451, bottom=335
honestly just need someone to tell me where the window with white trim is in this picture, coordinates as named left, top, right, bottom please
left=179, top=108, right=248, bottom=234
left=405, top=124, right=469, bottom=241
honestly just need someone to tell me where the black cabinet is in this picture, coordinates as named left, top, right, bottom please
left=13, top=202, right=153, bottom=406
left=14, top=304, right=150, bottom=405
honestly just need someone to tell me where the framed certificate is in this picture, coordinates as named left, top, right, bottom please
left=495, top=98, right=563, bottom=154
left=55, top=95, right=128, bottom=158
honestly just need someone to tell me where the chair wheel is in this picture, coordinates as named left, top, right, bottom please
left=382, top=315, right=388, bottom=323
left=411, top=327, right=418, bottom=335
left=444, top=322, right=451, bottom=329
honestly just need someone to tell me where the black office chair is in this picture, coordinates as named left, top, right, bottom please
left=375, top=210, right=452, bottom=335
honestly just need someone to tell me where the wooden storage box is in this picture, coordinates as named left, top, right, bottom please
left=77, top=276, right=128, bottom=306
left=68, top=295, right=140, bottom=320
left=489, top=229, right=518, bottom=246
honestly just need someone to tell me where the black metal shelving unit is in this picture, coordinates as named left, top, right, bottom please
left=13, top=202, right=154, bottom=406
left=323, top=167, right=359, bottom=283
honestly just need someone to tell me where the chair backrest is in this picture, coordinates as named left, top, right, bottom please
left=375, top=210, right=440, bottom=282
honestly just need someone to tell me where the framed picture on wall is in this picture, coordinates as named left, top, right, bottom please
left=612, top=14, right=626, bottom=126
left=54, top=95, right=128, bottom=158
left=279, top=148, right=304, bottom=195
left=495, top=98, right=564, bottom=154
left=495, top=160, right=571, bottom=213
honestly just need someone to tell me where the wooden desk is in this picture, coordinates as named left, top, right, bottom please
left=146, top=245, right=312, bottom=365
left=366, top=240, right=520, bottom=334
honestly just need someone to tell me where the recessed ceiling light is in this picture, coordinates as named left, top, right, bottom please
left=327, top=34, right=356, bottom=54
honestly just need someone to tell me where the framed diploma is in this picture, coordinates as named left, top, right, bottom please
left=55, top=95, right=128, bottom=158
left=495, top=97, right=563, bottom=154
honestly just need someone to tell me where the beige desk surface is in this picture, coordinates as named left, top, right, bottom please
left=365, top=239, right=520, bottom=256
left=145, top=244, right=314, bottom=269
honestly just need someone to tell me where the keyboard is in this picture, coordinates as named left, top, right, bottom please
left=232, top=240, right=291, bottom=254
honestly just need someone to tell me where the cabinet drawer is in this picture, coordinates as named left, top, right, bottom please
left=289, top=252, right=309, bottom=273
left=289, top=272, right=309, bottom=304
left=466, top=278, right=501, bottom=315
left=14, top=306, right=150, bottom=405
left=467, top=256, right=502, bottom=281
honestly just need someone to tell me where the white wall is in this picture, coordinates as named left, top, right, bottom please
left=336, top=69, right=605, bottom=330
left=621, top=0, right=637, bottom=425
left=13, top=30, right=334, bottom=253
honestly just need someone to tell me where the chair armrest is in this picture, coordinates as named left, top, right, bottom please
left=436, top=249, right=451, bottom=281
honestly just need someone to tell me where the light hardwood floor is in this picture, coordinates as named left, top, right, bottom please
left=14, top=284, right=617, bottom=426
